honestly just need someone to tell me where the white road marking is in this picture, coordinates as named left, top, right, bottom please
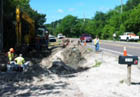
left=86, top=44, right=140, bottom=59
left=100, top=47, right=132, bottom=56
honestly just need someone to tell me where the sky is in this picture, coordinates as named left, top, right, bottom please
left=30, top=0, right=128, bottom=24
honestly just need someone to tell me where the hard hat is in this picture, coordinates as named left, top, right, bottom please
left=9, top=48, right=14, bottom=53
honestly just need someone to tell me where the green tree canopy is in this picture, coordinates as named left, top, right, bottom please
left=46, top=0, right=140, bottom=40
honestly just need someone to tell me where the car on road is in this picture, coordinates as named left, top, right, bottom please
left=80, top=34, right=92, bottom=42
left=119, top=32, right=139, bottom=41
left=49, top=35, right=56, bottom=42
left=57, top=34, right=65, bottom=39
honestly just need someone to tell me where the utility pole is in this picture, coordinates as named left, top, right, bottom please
left=83, top=12, right=85, bottom=23
left=82, top=12, right=85, bottom=33
left=120, top=0, right=123, bottom=14
left=0, top=0, right=3, bottom=51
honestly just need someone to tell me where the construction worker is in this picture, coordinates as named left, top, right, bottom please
left=13, top=54, right=25, bottom=72
left=94, top=36, right=100, bottom=51
left=8, top=48, right=15, bottom=62
left=14, top=54, right=25, bottom=66
left=14, top=54, right=30, bottom=72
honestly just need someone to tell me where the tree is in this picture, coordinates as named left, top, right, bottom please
left=124, top=0, right=140, bottom=11
left=57, top=15, right=78, bottom=37
left=3, top=0, right=46, bottom=49
left=46, top=0, right=140, bottom=40
left=124, top=5, right=140, bottom=34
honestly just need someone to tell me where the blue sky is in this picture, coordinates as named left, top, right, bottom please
left=30, top=0, right=128, bottom=24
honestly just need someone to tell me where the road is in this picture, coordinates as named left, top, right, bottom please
left=87, top=40, right=140, bottom=57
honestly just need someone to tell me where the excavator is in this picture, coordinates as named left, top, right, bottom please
left=16, top=7, right=48, bottom=50
left=0, top=8, right=35, bottom=72
left=16, top=7, right=35, bottom=47
left=0, top=8, right=48, bottom=72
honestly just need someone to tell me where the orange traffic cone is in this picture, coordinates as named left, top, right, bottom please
left=84, top=41, right=86, bottom=46
left=123, top=47, right=127, bottom=56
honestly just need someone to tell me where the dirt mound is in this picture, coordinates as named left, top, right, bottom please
left=49, top=60, right=77, bottom=75
left=62, top=47, right=86, bottom=70
left=40, top=40, right=92, bottom=75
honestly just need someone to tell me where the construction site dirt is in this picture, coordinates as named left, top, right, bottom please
left=0, top=40, right=140, bottom=97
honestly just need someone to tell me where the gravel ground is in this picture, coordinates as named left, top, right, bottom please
left=1, top=47, right=140, bottom=97
left=69, top=52, right=140, bottom=97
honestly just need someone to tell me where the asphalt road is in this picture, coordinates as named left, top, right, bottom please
left=87, top=40, right=140, bottom=57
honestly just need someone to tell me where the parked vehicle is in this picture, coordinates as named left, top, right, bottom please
left=36, top=27, right=48, bottom=45
left=80, top=34, right=92, bottom=42
left=57, top=34, right=65, bottom=39
left=49, top=35, right=56, bottom=42
left=119, top=32, right=139, bottom=41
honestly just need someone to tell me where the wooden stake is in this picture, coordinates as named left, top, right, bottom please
left=127, top=64, right=131, bottom=86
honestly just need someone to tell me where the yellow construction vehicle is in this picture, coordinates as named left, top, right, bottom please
left=16, top=7, right=35, bottom=47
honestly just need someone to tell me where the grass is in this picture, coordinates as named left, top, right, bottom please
left=93, top=60, right=102, bottom=67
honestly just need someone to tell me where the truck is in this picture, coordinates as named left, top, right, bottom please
left=36, top=27, right=48, bottom=46
left=57, top=33, right=65, bottom=39
left=119, top=32, right=139, bottom=41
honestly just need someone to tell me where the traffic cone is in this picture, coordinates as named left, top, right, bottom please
left=123, top=47, right=127, bottom=56
left=84, top=41, right=86, bottom=46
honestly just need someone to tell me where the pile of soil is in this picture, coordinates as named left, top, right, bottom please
left=62, top=47, right=86, bottom=70
left=40, top=40, right=92, bottom=74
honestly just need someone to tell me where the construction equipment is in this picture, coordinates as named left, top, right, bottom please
left=119, top=32, right=139, bottom=41
left=16, top=7, right=35, bottom=47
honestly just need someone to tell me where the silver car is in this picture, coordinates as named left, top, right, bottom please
left=49, top=35, right=56, bottom=42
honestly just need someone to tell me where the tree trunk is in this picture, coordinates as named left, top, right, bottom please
left=0, top=0, right=3, bottom=51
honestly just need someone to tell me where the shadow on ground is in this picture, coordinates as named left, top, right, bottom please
left=0, top=80, right=69, bottom=97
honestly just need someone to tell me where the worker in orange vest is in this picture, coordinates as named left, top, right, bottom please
left=8, top=48, right=15, bottom=63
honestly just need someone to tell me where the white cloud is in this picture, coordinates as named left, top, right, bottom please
left=68, top=8, right=75, bottom=12
left=57, top=9, right=64, bottom=13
